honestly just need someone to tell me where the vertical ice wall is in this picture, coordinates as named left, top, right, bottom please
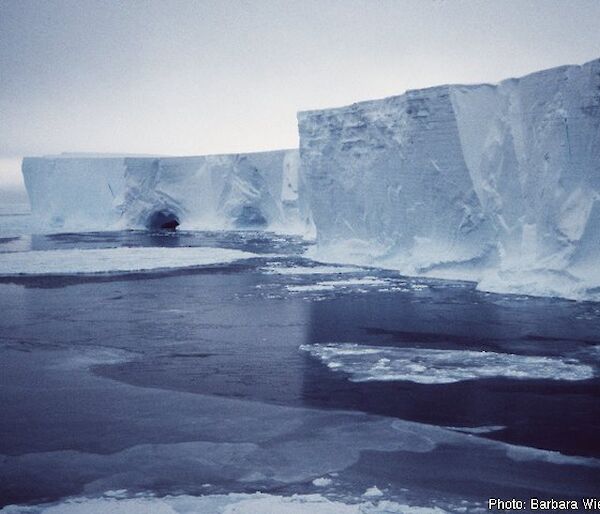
left=298, top=58, right=600, bottom=298
left=118, top=150, right=313, bottom=233
left=22, top=150, right=312, bottom=234
left=297, top=87, right=496, bottom=275
left=450, top=61, right=600, bottom=287
left=22, top=156, right=128, bottom=230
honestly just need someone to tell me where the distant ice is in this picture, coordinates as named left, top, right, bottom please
left=0, top=212, right=34, bottom=239
left=0, top=492, right=449, bottom=514
left=0, top=203, right=30, bottom=216
left=300, top=343, right=595, bottom=384
left=0, top=247, right=259, bottom=276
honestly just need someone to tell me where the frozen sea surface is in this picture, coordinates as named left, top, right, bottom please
left=1, top=223, right=599, bottom=512
left=0, top=492, right=454, bottom=514
left=0, top=246, right=261, bottom=275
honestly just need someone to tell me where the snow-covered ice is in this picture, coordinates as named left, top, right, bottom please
left=299, top=343, right=595, bottom=384
left=0, top=247, right=259, bottom=276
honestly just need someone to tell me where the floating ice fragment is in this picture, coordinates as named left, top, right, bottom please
left=262, top=265, right=364, bottom=275
left=286, top=277, right=388, bottom=292
left=311, top=477, right=333, bottom=487
left=363, top=486, right=384, bottom=498
left=0, top=247, right=260, bottom=276
left=300, top=343, right=595, bottom=384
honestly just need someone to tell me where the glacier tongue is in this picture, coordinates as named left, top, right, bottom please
left=298, top=58, right=600, bottom=300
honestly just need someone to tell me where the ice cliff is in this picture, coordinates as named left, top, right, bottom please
left=21, top=58, right=600, bottom=300
left=298, top=58, right=600, bottom=300
left=22, top=150, right=313, bottom=234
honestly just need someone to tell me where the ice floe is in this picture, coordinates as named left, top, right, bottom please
left=311, top=477, right=333, bottom=487
left=362, top=486, right=384, bottom=498
left=300, top=343, right=595, bottom=384
left=0, top=247, right=259, bottom=276
left=286, top=277, right=388, bottom=292
left=262, top=264, right=365, bottom=275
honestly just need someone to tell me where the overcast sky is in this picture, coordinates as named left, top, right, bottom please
left=1, top=0, right=599, bottom=189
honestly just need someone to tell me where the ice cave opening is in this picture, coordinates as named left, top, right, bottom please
left=146, top=210, right=180, bottom=230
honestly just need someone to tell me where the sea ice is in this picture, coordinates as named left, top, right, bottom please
left=299, top=343, right=595, bottom=384
left=0, top=247, right=259, bottom=276
left=286, top=277, right=388, bottom=292
left=262, top=265, right=365, bottom=275
left=0, top=492, right=450, bottom=514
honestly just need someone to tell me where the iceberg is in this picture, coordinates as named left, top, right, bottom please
left=22, top=150, right=313, bottom=235
left=20, top=58, right=600, bottom=299
left=22, top=155, right=129, bottom=231
left=298, top=58, right=600, bottom=300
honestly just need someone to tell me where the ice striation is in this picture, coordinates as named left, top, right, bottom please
left=22, top=150, right=313, bottom=235
left=21, top=59, right=600, bottom=299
